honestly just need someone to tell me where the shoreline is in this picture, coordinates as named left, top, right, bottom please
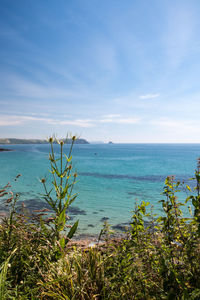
left=0, top=208, right=129, bottom=242
left=69, top=232, right=127, bottom=249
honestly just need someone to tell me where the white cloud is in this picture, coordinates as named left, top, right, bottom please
left=100, top=117, right=140, bottom=124
left=0, top=114, right=141, bottom=128
left=150, top=119, right=179, bottom=128
left=150, top=118, right=200, bottom=134
left=0, top=114, right=94, bottom=128
left=102, top=114, right=121, bottom=118
left=139, top=94, right=160, bottom=100
left=114, top=118, right=140, bottom=124
left=58, top=119, right=94, bottom=128
left=0, top=117, right=21, bottom=126
left=0, top=115, right=54, bottom=126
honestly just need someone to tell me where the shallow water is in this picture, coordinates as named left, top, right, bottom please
left=0, top=143, right=200, bottom=235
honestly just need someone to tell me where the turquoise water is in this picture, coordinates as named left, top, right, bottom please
left=0, top=143, right=200, bottom=235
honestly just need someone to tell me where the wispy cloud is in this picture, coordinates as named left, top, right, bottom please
left=139, top=94, right=160, bottom=100
left=58, top=119, right=94, bottom=127
left=102, top=114, right=121, bottom=118
left=100, top=116, right=140, bottom=124
left=163, top=2, right=197, bottom=68
left=6, top=75, right=85, bottom=99
left=0, top=115, right=54, bottom=126
left=0, top=117, right=22, bottom=126
left=0, top=114, right=141, bottom=128
left=0, top=115, right=94, bottom=128
left=150, top=118, right=200, bottom=134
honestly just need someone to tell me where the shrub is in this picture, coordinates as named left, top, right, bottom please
left=0, top=142, right=200, bottom=299
left=0, top=136, right=79, bottom=297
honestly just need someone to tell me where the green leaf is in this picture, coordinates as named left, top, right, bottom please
left=67, top=220, right=79, bottom=240
left=59, top=237, right=65, bottom=249
left=186, top=185, right=191, bottom=192
left=57, top=209, right=66, bottom=231
left=60, top=184, right=69, bottom=199
left=69, top=194, right=77, bottom=205
left=64, top=154, right=72, bottom=162
left=52, top=166, right=61, bottom=177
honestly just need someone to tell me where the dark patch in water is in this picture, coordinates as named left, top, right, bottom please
left=93, top=211, right=98, bottom=214
left=0, top=205, right=9, bottom=212
left=112, top=223, right=130, bottom=231
left=68, top=206, right=86, bottom=215
left=100, top=217, right=109, bottom=222
left=112, top=220, right=152, bottom=232
left=17, top=199, right=51, bottom=211
left=80, top=172, right=190, bottom=183
left=0, top=148, right=13, bottom=152
left=16, top=199, right=86, bottom=216
left=99, top=209, right=105, bottom=212
left=88, top=224, right=94, bottom=227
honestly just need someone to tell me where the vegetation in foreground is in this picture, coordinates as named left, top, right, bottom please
left=0, top=138, right=200, bottom=299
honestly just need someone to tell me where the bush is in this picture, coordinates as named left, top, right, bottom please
left=0, top=140, right=199, bottom=299
left=0, top=136, right=79, bottom=298
left=39, top=163, right=200, bottom=299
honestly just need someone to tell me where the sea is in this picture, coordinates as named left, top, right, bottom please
left=0, top=143, right=200, bottom=236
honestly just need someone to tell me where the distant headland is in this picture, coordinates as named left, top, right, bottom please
left=0, top=138, right=89, bottom=145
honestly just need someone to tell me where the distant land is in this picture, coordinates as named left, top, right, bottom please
left=0, top=138, right=89, bottom=145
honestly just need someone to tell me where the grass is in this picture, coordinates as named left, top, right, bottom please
left=0, top=138, right=199, bottom=299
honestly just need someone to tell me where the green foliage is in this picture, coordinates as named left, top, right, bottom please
left=0, top=148, right=200, bottom=299
left=0, top=249, right=17, bottom=300
left=39, top=160, right=200, bottom=300
left=0, top=136, right=79, bottom=298
left=41, top=136, right=79, bottom=248
left=98, top=220, right=114, bottom=243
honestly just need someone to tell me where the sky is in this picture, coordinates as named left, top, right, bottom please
left=1, top=0, right=200, bottom=143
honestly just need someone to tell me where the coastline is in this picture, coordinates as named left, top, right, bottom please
left=0, top=207, right=128, bottom=244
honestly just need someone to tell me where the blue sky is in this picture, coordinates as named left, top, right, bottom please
left=1, top=0, right=200, bottom=142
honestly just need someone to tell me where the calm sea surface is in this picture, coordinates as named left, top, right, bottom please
left=0, top=143, right=200, bottom=235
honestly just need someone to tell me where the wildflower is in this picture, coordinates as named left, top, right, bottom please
left=6, top=196, right=13, bottom=203
left=48, top=137, right=54, bottom=143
